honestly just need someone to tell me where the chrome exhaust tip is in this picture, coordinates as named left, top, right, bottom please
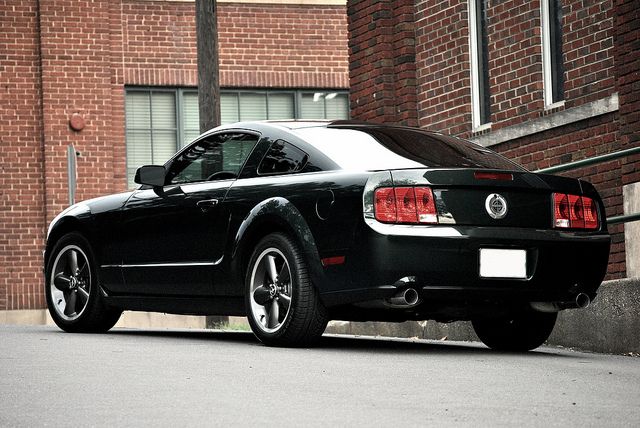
left=575, top=293, right=591, bottom=309
left=387, top=288, right=420, bottom=307
left=531, top=293, right=592, bottom=313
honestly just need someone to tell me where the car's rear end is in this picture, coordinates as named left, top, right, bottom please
left=297, top=123, right=610, bottom=349
left=356, top=167, right=610, bottom=313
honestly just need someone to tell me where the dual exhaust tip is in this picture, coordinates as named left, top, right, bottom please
left=386, top=286, right=592, bottom=312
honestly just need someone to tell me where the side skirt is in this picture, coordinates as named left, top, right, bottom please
left=104, top=294, right=245, bottom=317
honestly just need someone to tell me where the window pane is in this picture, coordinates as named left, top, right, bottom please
left=126, top=130, right=152, bottom=188
left=258, top=140, right=308, bottom=175
left=167, top=133, right=259, bottom=185
left=151, top=92, right=176, bottom=129
left=268, top=93, right=295, bottom=120
left=182, top=91, right=200, bottom=145
left=152, top=130, right=178, bottom=164
left=125, top=92, right=150, bottom=129
left=221, top=93, right=239, bottom=124
left=239, top=93, right=267, bottom=121
left=300, top=93, right=326, bottom=119
left=325, top=93, right=349, bottom=119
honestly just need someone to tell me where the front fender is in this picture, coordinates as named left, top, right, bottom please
left=230, top=197, right=326, bottom=295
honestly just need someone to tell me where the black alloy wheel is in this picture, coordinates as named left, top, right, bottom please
left=45, top=232, right=121, bottom=333
left=245, top=232, right=328, bottom=347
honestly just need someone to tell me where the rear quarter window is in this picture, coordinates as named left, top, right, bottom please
left=258, top=140, right=309, bottom=175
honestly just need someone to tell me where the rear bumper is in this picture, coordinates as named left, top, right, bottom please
left=319, top=222, right=611, bottom=307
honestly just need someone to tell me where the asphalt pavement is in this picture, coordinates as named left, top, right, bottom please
left=1, top=324, right=639, bottom=427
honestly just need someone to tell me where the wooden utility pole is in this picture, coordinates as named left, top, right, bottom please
left=196, top=0, right=226, bottom=328
left=195, top=0, right=221, bottom=133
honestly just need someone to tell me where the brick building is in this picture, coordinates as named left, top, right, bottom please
left=0, top=0, right=349, bottom=312
left=347, top=0, right=639, bottom=279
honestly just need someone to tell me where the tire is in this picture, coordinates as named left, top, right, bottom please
left=245, top=232, right=328, bottom=347
left=471, top=309, right=557, bottom=352
left=45, top=232, right=121, bottom=333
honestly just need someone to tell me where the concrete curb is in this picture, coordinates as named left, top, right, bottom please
left=326, top=278, right=640, bottom=354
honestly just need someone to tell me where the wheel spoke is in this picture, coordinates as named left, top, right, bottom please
left=77, top=286, right=89, bottom=304
left=68, top=250, right=79, bottom=274
left=54, top=273, right=72, bottom=290
left=267, top=299, right=279, bottom=329
left=266, top=255, right=278, bottom=283
left=277, top=294, right=291, bottom=311
left=64, top=290, right=77, bottom=317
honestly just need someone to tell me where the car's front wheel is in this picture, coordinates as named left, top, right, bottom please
left=471, top=309, right=557, bottom=352
left=245, top=233, right=328, bottom=347
left=45, top=232, right=121, bottom=333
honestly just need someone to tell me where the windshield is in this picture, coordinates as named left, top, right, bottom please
left=294, top=126, right=525, bottom=171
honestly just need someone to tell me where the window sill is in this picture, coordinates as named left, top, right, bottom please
left=472, top=122, right=492, bottom=136
left=544, top=100, right=565, bottom=111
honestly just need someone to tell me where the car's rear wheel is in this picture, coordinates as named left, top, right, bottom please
left=45, top=232, right=121, bottom=333
left=245, top=233, right=328, bottom=347
left=471, top=309, right=557, bottom=352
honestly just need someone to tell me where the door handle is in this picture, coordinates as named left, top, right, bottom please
left=197, top=198, right=219, bottom=212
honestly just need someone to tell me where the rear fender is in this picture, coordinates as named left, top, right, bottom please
left=230, top=197, right=326, bottom=295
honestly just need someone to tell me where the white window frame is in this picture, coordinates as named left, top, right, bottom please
left=541, top=0, right=565, bottom=109
left=468, top=0, right=491, bottom=131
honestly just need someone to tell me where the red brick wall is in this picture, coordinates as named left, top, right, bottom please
left=122, top=0, right=348, bottom=88
left=348, top=0, right=418, bottom=126
left=39, top=0, right=117, bottom=223
left=0, top=0, right=46, bottom=310
left=615, top=0, right=640, bottom=188
left=347, top=0, right=637, bottom=279
left=414, top=0, right=471, bottom=135
left=1, top=0, right=349, bottom=311
left=488, top=0, right=543, bottom=127
left=563, top=0, right=616, bottom=108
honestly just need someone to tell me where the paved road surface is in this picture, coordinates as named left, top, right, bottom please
left=1, top=325, right=639, bottom=427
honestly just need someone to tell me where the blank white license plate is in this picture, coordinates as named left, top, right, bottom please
left=479, top=249, right=527, bottom=279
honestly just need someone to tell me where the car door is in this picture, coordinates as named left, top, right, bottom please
left=114, top=131, right=261, bottom=296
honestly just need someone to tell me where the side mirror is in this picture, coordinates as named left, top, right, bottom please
left=134, top=165, right=165, bottom=187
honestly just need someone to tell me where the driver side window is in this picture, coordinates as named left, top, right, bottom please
left=166, top=132, right=259, bottom=185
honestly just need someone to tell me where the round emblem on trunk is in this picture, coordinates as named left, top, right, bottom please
left=485, top=193, right=508, bottom=219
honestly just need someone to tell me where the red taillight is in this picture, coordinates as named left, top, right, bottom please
left=553, top=193, right=570, bottom=228
left=374, top=187, right=397, bottom=222
left=374, top=186, right=438, bottom=224
left=582, top=196, right=599, bottom=229
left=415, top=187, right=438, bottom=223
left=568, top=194, right=584, bottom=228
left=552, top=193, right=599, bottom=230
left=394, top=187, right=418, bottom=223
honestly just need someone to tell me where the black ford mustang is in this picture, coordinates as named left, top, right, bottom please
left=44, top=121, right=610, bottom=350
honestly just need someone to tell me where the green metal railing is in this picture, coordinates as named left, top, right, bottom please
left=535, top=146, right=640, bottom=226
left=536, top=146, right=640, bottom=174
